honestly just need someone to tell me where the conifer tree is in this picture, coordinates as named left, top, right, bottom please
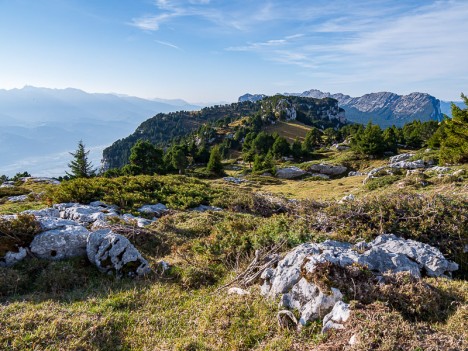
left=351, top=122, right=385, bottom=156
left=128, top=140, right=163, bottom=175
left=206, top=145, right=223, bottom=175
left=171, top=147, right=187, bottom=174
left=67, top=140, right=95, bottom=178
left=440, top=93, right=468, bottom=164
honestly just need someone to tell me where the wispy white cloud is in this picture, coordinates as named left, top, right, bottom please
left=155, top=39, right=181, bottom=50
left=223, top=0, right=468, bottom=90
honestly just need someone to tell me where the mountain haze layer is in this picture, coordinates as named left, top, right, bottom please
left=0, top=86, right=200, bottom=177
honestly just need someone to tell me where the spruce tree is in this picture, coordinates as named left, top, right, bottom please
left=67, top=140, right=95, bottom=178
left=128, top=140, right=163, bottom=175
left=440, top=93, right=468, bottom=164
left=206, top=145, right=223, bottom=175
left=171, top=147, right=187, bottom=174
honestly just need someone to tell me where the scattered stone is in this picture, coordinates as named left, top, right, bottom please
left=20, top=177, right=60, bottom=185
left=190, top=205, right=222, bottom=212
left=339, top=194, right=355, bottom=203
left=0, top=181, right=15, bottom=188
left=276, top=167, right=307, bottom=179
left=227, top=287, right=250, bottom=296
left=349, top=334, right=358, bottom=345
left=322, top=301, right=351, bottom=333
left=277, top=310, right=298, bottom=329
left=390, top=159, right=425, bottom=169
left=425, top=166, right=451, bottom=174
left=331, top=144, right=350, bottom=151
left=137, top=203, right=168, bottom=216
left=30, top=225, right=90, bottom=260
left=155, top=260, right=171, bottom=275
left=308, top=163, right=347, bottom=176
left=453, top=169, right=465, bottom=177
left=0, top=247, right=28, bottom=267
left=281, top=278, right=343, bottom=325
left=121, top=213, right=154, bottom=228
left=7, top=195, right=28, bottom=202
left=348, top=171, right=364, bottom=177
left=86, top=229, right=151, bottom=277
left=89, top=201, right=108, bottom=207
left=223, top=176, right=247, bottom=184
left=309, top=173, right=330, bottom=180
left=91, top=219, right=111, bottom=231
left=389, top=153, right=414, bottom=163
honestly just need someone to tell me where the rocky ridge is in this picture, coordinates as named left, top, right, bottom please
left=296, top=89, right=442, bottom=127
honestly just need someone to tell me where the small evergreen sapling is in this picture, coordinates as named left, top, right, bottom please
left=67, top=140, right=96, bottom=178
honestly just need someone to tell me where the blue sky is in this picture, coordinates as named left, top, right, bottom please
left=0, top=0, right=467, bottom=102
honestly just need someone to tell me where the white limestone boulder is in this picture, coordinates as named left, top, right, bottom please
left=308, top=163, right=347, bottom=176
left=30, top=225, right=90, bottom=260
left=87, top=229, right=151, bottom=277
left=276, top=167, right=307, bottom=179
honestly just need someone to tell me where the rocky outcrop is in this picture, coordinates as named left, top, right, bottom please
left=261, top=235, right=458, bottom=326
left=87, top=229, right=151, bottom=277
left=1, top=201, right=157, bottom=270
left=276, top=167, right=307, bottom=179
left=308, top=163, right=347, bottom=176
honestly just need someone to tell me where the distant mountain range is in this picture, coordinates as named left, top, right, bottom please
left=0, top=86, right=200, bottom=177
left=240, top=90, right=463, bottom=127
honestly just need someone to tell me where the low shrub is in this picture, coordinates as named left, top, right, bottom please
left=300, top=193, right=468, bottom=278
left=307, top=262, right=460, bottom=322
left=46, top=175, right=225, bottom=211
left=0, top=214, right=42, bottom=256
left=0, top=186, right=30, bottom=199
left=365, top=175, right=400, bottom=190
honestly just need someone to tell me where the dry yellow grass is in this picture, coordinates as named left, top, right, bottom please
left=259, top=176, right=366, bottom=201
left=264, top=121, right=312, bottom=142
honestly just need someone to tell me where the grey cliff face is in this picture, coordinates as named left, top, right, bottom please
left=298, top=89, right=442, bottom=127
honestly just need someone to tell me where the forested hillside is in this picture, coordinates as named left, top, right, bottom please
left=102, top=96, right=345, bottom=169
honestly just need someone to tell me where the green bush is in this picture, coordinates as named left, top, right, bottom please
left=47, top=175, right=225, bottom=211
left=0, top=214, right=42, bottom=256
left=0, top=186, right=30, bottom=199
left=304, top=193, right=468, bottom=278
left=365, top=175, right=400, bottom=190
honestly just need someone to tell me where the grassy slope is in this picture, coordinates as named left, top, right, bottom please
left=1, top=151, right=467, bottom=351
left=263, top=120, right=312, bottom=142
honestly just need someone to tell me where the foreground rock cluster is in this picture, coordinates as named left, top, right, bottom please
left=0, top=201, right=163, bottom=276
left=260, top=234, right=458, bottom=332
